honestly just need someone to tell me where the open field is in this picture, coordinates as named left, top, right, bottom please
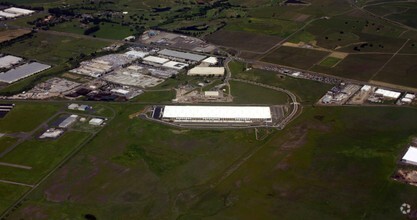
left=372, top=55, right=417, bottom=88
left=225, top=18, right=302, bottom=37
left=0, top=103, right=61, bottom=133
left=317, top=56, right=341, bottom=67
left=312, top=54, right=392, bottom=81
left=205, top=30, right=283, bottom=53
left=52, top=21, right=134, bottom=40
left=4, top=104, right=417, bottom=219
left=0, top=32, right=109, bottom=65
left=0, top=29, right=31, bottom=43
left=261, top=46, right=330, bottom=70
left=131, top=90, right=175, bottom=103
left=229, top=61, right=332, bottom=104
left=230, top=81, right=289, bottom=105
left=0, top=137, right=17, bottom=154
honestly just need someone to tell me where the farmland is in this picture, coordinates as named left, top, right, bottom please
left=261, top=46, right=330, bottom=70
left=206, top=30, right=283, bottom=53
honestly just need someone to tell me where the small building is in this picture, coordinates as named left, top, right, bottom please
left=0, top=55, right=23, bottom=69
left=402, top=146, right=417, bottom=166
left=77, top=104, right=90, bottom=111
left=59, top=115, right=78, bottom=128
left=68, top=103, right=79, bottom=110
left=124, top=50, right=149, bottom=59
left=142, top=56, right=169, bottom=66
left=162, top=61, right=188, bottom=70
left=39, top=128, right=64, bottom=139
left=374, top=88, right=401, bottom=99
left=89, top=118, right=104, bottom=126
left=201, top=57, right=218, bottom=66
left=361, top=85, right=372, bottom=92
left=204, top=91, right=219, bottom=97
left=4, top=7, right=35, bottom=16
left=188, top=67, right=225, bottom=77
left=124, top=36, right=136, bottom=41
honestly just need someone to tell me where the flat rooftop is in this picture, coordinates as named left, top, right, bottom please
left=162, top=105, right=272, bottom=120
left=403, top=146, right=417, bottom=165
left=0, top=62, right=51, bottom=83
left=158, top=49, right=206, bottom=62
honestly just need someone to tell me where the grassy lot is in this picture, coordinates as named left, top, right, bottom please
left=230, top=81, right=289, bottom=105
left=205, top=30, right=283, bottom=53
left=0, top=32, right=109, bottom=65
left=0, top=136, right=17, bottom=154
left=229, top=61, right=332, bottom=104
left=225, top=18, right=302, bottom=37
left=261, top=46, right=330, bottom=70
left=0, top=103, right=61, bottom=133
left=373, top=55, right=417, bottom=88
left=0, top=131, right=90, bottom=184
left=132, top=90, right=175, bottom=103
left=312, top=54, right=392, bottom=81
left=93, top=22, right=134, bottom=40
left=5, top=104, right=417, bottom=219
left=318, top=56, right=341, bottom=67
left=5, top=104, right=262, bottom=219
left=178, top=106, right=417, bottom=219
left=0, top=183, right=29, bottom=216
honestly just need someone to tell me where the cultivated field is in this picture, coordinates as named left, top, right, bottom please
left=205, top=30, right=283, bottom=53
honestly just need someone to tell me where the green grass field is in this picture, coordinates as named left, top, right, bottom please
left=0, top=103, right=61, bottom=133
left=4, top=103, right=417, bottom=219
left=318, top=56, right=341, bottom=67
left=0, top=136, right=17, bottom=154
left=0, top=33, right=109, bottom=65
left=230, top=81, right=289, bottom=104
left=131, top=90, right=175, bottom=103
left=229, top=61, right=332, bottom=104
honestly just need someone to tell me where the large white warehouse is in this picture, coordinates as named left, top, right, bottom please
left=161, top=105, right=272, bottom=123
left=188, top=67, right=225, bottom=76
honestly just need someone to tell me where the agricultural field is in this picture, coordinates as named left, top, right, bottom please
left=206, top=30, right=283, bottom=53
left=311, top=54, right=391, bottom=81
left=372, top=55, right=417, bottom=89
left=317, top=56, right=341, bottom=67
left=261, top=46, right=330, bottom=70
left=4, top=104, right=417, bottom=219
left=0, top=29, right=31, bottom=43
left=364, top=1, right=417, bottom=28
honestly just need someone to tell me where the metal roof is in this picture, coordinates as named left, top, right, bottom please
left=0, top=55, right=22, bottom=68
left=0, top=62, right=51, bottom=83
left=162, top=106, right=271, bottom=120
left=158, top=49, right=206, bottom=62
left=403, top=146, right=417, bottom=164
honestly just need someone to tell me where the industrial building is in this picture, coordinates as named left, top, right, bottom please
left=4, top=7, right=35, bottom=16
left=402, top=146, right=417, bottom=166
left=374, top=88, right=401, bottom=99
left=158, top=49, right=206, bottom=62
left=161, top=105, right=272, bottom=123
left=162, top=61, right=188, bottom=70
left=201, top=57, right=218, bottom=66
left=0, top=55, right=23, bottom=69
left=188, top=67, right=225, bottom=76
left=124, top=50, right=149, bottom=59
left=142, top=56, right=169, bottom=66
left=89, top=118, right=104, bottom=126
left=58, top=115, right=78, bottom=128
left=39, top=128, right=64, bottom=139
left=0, top=62, right=51, bottom=84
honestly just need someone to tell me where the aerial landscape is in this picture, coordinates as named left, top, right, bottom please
left=0, top=0, right=417, bottom=219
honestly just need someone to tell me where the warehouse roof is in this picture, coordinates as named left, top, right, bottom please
left=124, top=50, right=149, bottom=59
left=158, top=49, right=206, bottom=62
left=202, top=57, right=218, bottom=65
left=0, top=62, right=51, bottom=83
left=4, top=7, right=35, bottom=15
left=0, top=55, right=23, bottom=68
left=375, top=88, right=401, bottom=99
left=188, top=66, right=225, bottom=76
left=0, top=11, right=19, bottom=18
left=403, top=146, right=417, bottom=165
left=163, top=106, right=271, bottom=119
left=143, top=56, right=169, bottom=64
left=162, top=61, right=188, bottom=70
